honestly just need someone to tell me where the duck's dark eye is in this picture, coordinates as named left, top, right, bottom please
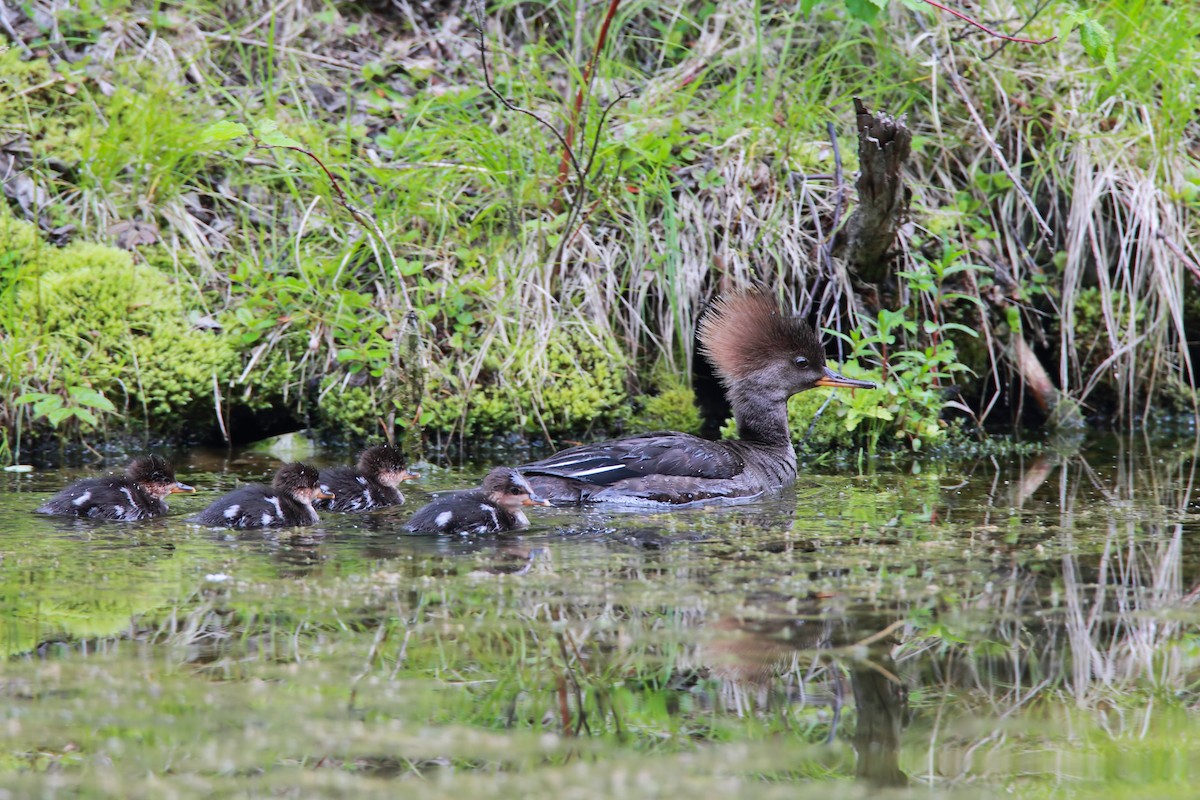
left=508, top=488, right=524, bottom=495
left=794, top=356, right=810, bottom=369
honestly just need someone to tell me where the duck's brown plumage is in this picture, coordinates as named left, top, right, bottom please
left=520, top=292, right=875, bottom=505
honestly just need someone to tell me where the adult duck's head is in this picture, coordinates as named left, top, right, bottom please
left=274, top=462, right=334, bottom=503
left=357, top=445, right=420, bottom=488
left=482, top=468, right=551, bottom=513
left=698, top=292, right=876, bottom=400
left=128, top=455, right=194, bottom=499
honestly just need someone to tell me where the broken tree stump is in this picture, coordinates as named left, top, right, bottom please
left=835, top=98, right=912, bottom=285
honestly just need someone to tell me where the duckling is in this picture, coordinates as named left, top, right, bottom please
left=191, top=462, right=332, bottom=529
left=315, top=445, right=418, bottom=512
left=404, top=467, right=550, bottom=536
left=35, top=454, right=194, bottom=521
left=520, top=291, right=876, bottom=504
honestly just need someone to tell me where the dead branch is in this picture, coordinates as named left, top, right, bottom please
left=835, top=98, right=912, bottom=285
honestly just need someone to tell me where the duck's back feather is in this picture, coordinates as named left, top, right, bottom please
left=521, top=432, right=745, bottom=484
left=36, top=477, right=166, bottom=521
left=192, top=484, right=315, bottom=529
left=405, top=490, right=521, bottom=535
left=520, top=432, right=796, bottom=505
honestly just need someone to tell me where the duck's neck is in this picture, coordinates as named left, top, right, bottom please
left=728, top=382, right=792, bottom=446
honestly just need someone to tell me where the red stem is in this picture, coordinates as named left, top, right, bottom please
left=920, top=0, right=1057, bottom=45
left=555, top=0, right=622, bottom=192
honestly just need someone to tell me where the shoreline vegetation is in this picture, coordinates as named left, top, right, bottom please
left=2, top=1, right=1197, bottom=464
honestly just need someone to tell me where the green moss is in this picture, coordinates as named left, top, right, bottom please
left=3, top=209, right=237, bottom=433
left=315, top=380, right=380, bottom=437
left=423, top=324, right=631, bottom=438
left=535, top=326, right=629, bottom=433
left=634, top=384, right=703, bottom=435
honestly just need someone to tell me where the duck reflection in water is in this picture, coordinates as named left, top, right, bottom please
left=700, top=595, right=908, bottom=787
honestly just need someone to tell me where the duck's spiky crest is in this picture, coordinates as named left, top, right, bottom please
left=698, top=292, right=823, bottom=384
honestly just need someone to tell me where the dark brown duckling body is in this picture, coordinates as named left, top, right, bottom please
left=405, top=468, right=550, bottom=535
left=191, top=463, right=332, bottom=529
left=35, top=455, right=194, bottom=521
left=315, top=445, right=418, bottom=512
left=521, top=292, right=875, bottom=505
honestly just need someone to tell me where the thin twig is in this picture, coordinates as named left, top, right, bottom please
left=472, top=8, right=585, bottom=185
left=263, top=143, right=412, bottom=311
left=981, top=0, right=1055, bottom=61
left=820, top=120, right=846, bottom=272
left=555, top=0, right=624, bottom=194
left=1156, top=231, right=1200, bottom=286
left=940, top=57, right=1054, bottom=243
left=919, top=0, right=1056, bottom=45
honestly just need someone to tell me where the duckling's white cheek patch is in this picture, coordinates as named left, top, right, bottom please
left=73, top=491, right=91, bottom=506
left=224, top=504, right=240, bottom=520
left=435, top=511, right=453, bottom=528
left=261, top=513, right=273, bottom=526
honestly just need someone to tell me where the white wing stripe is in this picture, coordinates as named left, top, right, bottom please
left=565, top=464, right=628, bottom=477
left=536, top=455, right=609, bottom=468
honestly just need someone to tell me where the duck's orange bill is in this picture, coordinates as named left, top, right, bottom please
left=315, top=486, right=336, bottom=500
left=170, top=482, right=196, bottom=494
left=814, top=367, right=877, bottom=390
left=523, top=495, right=552, bottom=507
left=400, top=469, right=420, bottom=482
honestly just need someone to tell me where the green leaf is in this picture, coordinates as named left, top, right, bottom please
left=46, top=407, right=74, bottom=427
left=68, top=386, right=117, bottom=412
left=800, top=0, right=820, bottom=13
left=15, top=392, right=55, bottom=405
left=938, top=322, right=981, bottom=338
left=844, top=0, right=881, bottom=22
left=1078, top=19, right=1116, bottom=76
left=1005, top=305, right=1023, bottom=334
left=254, top=119, right=302, bottom=149
left=74, top=408, right=98, bottom=427
left=199, top=120, right=250, bottom=145
left=33, top=395, right=64, bottom=417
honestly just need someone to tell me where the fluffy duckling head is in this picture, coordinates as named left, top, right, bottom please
left=481, top=467, right=550, bottom=513
left=127, top=455, right=194, bottom=500
left=357, top=445, right=420, bottom=488
left=273, top=462, right=334, bottom=504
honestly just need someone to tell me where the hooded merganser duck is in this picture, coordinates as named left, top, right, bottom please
left=315, top=445, right=419, bottom=512
left=35, top=455, right=195, bottom=521
left=404, top=467, right=551, bottom=535
left=520, top=291, right=876, bottom=505
left=191, top=462, right=333, bottom=529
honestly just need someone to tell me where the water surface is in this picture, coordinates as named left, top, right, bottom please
left=3, top=438, right=1199, bottom=797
